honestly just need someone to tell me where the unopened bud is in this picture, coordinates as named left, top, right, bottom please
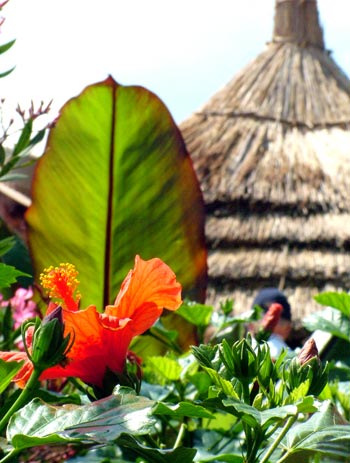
left=43, top=304, right=63, bottom=326
left=298, top=338, right=319, bottom=365
left=25, top=307, right=72, bottom=372
left=283, top=337, right=328, bottom=397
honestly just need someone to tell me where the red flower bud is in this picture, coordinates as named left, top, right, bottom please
left=261, top=303, right=283, bottom=333
left=298, top=338, right=319, bottom=365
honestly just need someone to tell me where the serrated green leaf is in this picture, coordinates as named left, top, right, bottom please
left=0, top=263, right=30, bottom=288
left=7, top=390, right=156, bottom=449
left=176, top=300, right=213, bottom=327
left=192, top=344, right=220, bottom=370
left=220, top=339, right=236, bottom=372
left=204, top=368, right=239, bottom=399
left=147, top=356, right=182, bottom=381
left=153, top=401, right=214, bottom=419
left=314, top=292, right=350, bottom=317
left=288, top=380, right=311, bottom=402
left=304, top=308, right=350, bottom=341
left=283, top=425, right=350, bottom=461
left=295, top=396, right=317, bottom=414
left=222, top=397, right=298, bottom=430
left=284, top=400, right=349, bottom=457
left=26, top=77, right=207, bottom=310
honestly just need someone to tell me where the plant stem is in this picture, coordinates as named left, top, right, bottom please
left=0, top=449, right=21, bottom=463
left=173, top=422, right=186, bottom=449
left=0, top=367, right=41, bottom=434
left=259, top=414, right=298, bottom=463
left=246, top=428, right=264, bottom=463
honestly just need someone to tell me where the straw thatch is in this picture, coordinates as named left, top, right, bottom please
left=180, top=0, right=350, bottom=320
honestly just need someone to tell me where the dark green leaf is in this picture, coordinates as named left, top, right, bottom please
left=198, top=454, right=244, bottom=463
left=117, top=433, right=197, bottom=463
left=0, top=144, right=5, bottom=166
left=222, top=398, right=298, bottom=430
left=29, top=128, right=46, bottom=147
left=0, top=263, right=30, bottom=288
left=153, top=401, right=215, bottom=419
left=0, top=67, right=15, bottom=78
left=0, top=156, right=20, bottom=177
left=1, top=235, right=33, bottom=286
left=0, top=39, right=15, bottom=55
left=194, top=430, right=243, bottom=462
left=0, top=236, right=15, bottom=257
left=13, top=120, right=33, bottom=156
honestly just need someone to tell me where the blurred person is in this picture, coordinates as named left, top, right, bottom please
left=251, top=287, right=293, bottom=358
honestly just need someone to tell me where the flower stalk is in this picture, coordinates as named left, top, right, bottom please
left=259, top=414, right=298, bottom=463
left=0, top=366, right=42, bottom=433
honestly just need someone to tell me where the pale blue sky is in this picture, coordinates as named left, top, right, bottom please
left=1, top=0, right=349, bottom=127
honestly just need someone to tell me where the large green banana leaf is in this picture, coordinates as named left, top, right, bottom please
left=26, top=77, right=207, bottom=309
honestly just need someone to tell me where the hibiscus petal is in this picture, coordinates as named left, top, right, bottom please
left=38, top=305, right=107, bottom=385
left=109, top=255, right=182, bottom=319
left=60, top=305, right=103, bottom=359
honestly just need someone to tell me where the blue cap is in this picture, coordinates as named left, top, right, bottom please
left=252, top=288, right=292, bottom=321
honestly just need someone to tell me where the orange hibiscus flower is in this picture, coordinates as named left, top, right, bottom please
left=0, top=256, right=182, bottom=388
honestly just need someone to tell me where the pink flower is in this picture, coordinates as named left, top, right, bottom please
left=1, top=287, right=38, bottom=329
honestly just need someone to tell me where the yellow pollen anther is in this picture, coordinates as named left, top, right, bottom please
left=40, top=263, right=81, bottom=310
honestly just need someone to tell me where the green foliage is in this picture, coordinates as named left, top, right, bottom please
left=282, top=401, right=350, bottom=462
left=0, top=236, right=15, bottom=257
left=304, top=291, right=350, bottom=429
left=0, top=37, right=15, bottom=78
left=0, top=297, right=349, bottom=463
left=0, top=359, right=23, bottom=394
left=176, top=300, right=213, bottom=327
left=314, top=291, right=350, bottom=317
left=26, top=77, right=207, bottom=309
left=116, top=434, right=197, bottom=463
left=6, top=387, right=155, bottom=450
left=0, top=262, right=30, bottom=288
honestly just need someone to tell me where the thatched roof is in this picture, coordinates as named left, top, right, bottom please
left=180, top=0, right=350, bottom=321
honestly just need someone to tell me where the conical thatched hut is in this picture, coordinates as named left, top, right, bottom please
left=180, top=0, right=350, bottom=320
